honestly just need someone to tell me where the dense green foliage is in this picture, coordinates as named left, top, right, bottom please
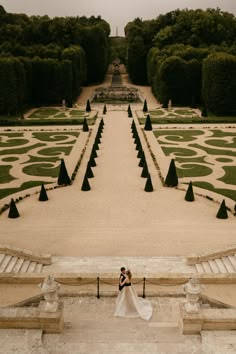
left=125, top=8, right=236, bottom=114
left=0, top=7, right=110, bottom=114
left=109, top=37, right=127, bottom=64
left=202, top=53, right=236, bottom=115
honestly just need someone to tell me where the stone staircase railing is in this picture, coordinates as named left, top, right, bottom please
left=0, top=244, right=51, bottom=274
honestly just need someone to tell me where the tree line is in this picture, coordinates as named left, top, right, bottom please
left=0, top=5, right=110, bottom=114
left=125, top=8, right=236, bottom=115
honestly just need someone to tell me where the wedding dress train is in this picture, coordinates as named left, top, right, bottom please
left=114, top=283, right=153, bottom=321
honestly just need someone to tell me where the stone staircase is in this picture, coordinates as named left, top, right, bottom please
left=187, top=246, right=236, bottom=274
left=195, top=255, right=236, bottom=274
left=0, top=244, right=51, bottom=274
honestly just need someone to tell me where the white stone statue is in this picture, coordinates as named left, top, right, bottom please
left=62, top=99, right=66, bottom=111
left=40, top=275, right=60, bottom=312
left=183, top=277, right=205, bottom=314
left=168, top=99, right=172, bottom=110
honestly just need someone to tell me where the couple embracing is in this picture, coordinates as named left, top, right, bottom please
left=114, top=267, right=153, bottom=321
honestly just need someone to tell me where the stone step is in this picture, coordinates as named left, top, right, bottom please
left=215, top=258, right=228, bottom=273
left=0, top=255, right=12, bottom=272
left=0, top=253, right=5, bottom=266
left=27, top=262, right=37, bottom=273
left=228, top=255, right=236, bottom=271
left=34, top=263, right=43, bottom=273
left=222, top=256, right=235, bottom=273
left=20, top=260, right=31, bottom=273
left=202, top=261, right=212, bottom=273
left=5, top=256, right=18, bottom=272
left=208, top=260, right=219, bottom=273
left=12, top=258, right=24, bottom=273
left=195, top=263, right=204, bottom=273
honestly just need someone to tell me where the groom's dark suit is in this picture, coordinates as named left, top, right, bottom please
left=119, top=272, right=126, bottom=291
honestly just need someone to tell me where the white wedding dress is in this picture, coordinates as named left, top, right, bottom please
left=114, top=282, right=153, bottom=321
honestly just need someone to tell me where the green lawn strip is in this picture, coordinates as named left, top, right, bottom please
left=190, top=144, right=236, bottom=157
left=22, top=163, right=59, bottom=177
left=0, top=133, right=23, bottom=137
left=32, top=132, right=79, bottom=142
left=0, top=143, right=45, bottom=156
left=70, top=110, right=86, bottom=116
left=216, top=157, right=234, bottom=163
left=0, top=180, right=52, bottom=200
left=192, top=181, right=236, bottom=202
left=177, top=163, right=213, bottom=178
left=174, top=109, right=197, bottom=115
left=161, top=146, right=198, bottom=157
left=37, top=146, right=73, bottom=156
left=0, top=138, right=29, bottom=148
left=2, top=157, right=19, bottom=162
left=176, top=156, right=212, bottom=165
left=205, top=138, right=236, bottom=149
left=24, top=155, right=58, bottom=164
left=219, top=166, right=236, bottom=185
left=54, top=113, right=67, bottom=118
left=149, top=109, right=165, bottom=116
left=0, top=165, right=16, bottom=184
left=154, top=130, right=204, bottom=142
left=210, top=130, right=236, bottom=138
left=28, top=108, right=60, bottom=118
left=138, top=117, right=236, bottom=125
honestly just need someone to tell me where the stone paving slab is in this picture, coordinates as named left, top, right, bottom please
left=43, top=256, right=195, bottom=274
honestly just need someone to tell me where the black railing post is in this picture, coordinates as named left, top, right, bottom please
left=97, top=277, right=100, bottom=299
left=143, top=277, right=146, bottom=298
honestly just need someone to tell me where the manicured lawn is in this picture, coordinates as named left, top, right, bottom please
left=0, top=131, right=80, bottom=199
left=154, top=128, right=236, bottom=201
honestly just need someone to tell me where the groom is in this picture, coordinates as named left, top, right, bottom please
left=119, top=266, right=126, bottom=291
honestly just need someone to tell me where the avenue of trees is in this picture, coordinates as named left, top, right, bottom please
left=125, top=8, right=236, bottom=115
left=0, top=5, right=110, bottom=114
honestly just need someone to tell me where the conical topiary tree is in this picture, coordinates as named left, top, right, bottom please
left=164, top=159, right=178, bottom=187
left=81, top=174, right=91, bottom=191
left=8, top=199, right=20, bottom=218
left=143, top=99, right=148, bottom=113
left=82, top=118, right=89, bottom=132
left=185, top=181, right=194, bottom=202
left=57, top=159, right=71, bottom=185
left=39, top=184, right=48, bottom=201
left=86, top=99, right=91, bottom=112
left=89, top=155, right=96, bottom=167
left=128, top=108, right=133, bottom=118
left=144, top=114, right=152, bottom=131
left=216, top=200, right=228, bottom=219
left=139, top=151, right=146, bottom=167
left=86, top=161, right=94, bottom=178
left=141, top=160, right=149, bottom=178
left=137, top=145, right=143, bottom=158
left=103, top=104, right=107, bottom=115
left=144, top=173, right=154, bottom=192
left=127, top=104, right=131, bottom=113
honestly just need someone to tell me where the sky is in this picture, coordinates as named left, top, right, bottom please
left=1, top=0, right=236, bottom=36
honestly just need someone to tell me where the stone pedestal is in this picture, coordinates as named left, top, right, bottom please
left=179, top=303, right=203, bottom=334
left=39, top=301, right=64, bottom=333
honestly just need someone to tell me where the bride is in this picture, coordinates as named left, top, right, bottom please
left=114, top=269, right=153, bottom=321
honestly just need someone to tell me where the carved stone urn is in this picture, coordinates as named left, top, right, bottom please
left=40, top=275, right=60, bottom=312
left=183, top=278, right=205, bottom=314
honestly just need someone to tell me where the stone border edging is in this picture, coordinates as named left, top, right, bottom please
left=187, top=246, right=236, bottom=265
left=0, top=244, right=51, bottom=265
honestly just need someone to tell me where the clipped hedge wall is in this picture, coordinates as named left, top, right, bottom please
left=202, top=52, right=236, bottom=115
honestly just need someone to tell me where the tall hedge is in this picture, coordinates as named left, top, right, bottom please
left=0, top=58, right=25, bottom=115
left=202, top=53, right=236, bottom=115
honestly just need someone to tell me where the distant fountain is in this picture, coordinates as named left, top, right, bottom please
left=92, top=62, right=141, bottom=104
